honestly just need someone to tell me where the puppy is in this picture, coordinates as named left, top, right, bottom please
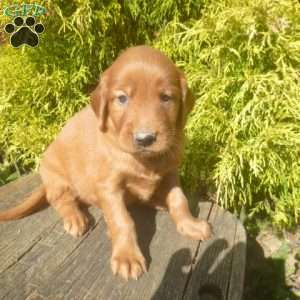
left=0, top=46, right=212, bottom=280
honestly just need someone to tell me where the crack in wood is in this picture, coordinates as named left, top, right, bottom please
left=225, top=221, right=238, bottom=300
left=181, top=202, right=214, bottom=299
left=0, top=220, right=60, bottom=275
left=55, top=216, right=103, bottom=271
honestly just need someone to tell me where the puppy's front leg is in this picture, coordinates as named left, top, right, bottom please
left=96, top=185, right=146, bottom=280
left=165, top=174, right=212, bottom=241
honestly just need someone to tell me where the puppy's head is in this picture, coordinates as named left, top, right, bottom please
left=91, top=46, right=194, bottom=157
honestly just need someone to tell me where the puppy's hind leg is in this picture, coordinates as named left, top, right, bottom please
left=40, top=145, right=90, bottom=237
left=48, top=188, right=89, bottom=238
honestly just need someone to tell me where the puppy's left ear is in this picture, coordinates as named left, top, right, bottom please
left=178, top=74, right=195, bottom=128
left=90, top=74, right=109, bottom=131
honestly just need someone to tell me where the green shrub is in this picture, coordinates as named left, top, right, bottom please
left=1, top=0, right=299, bottom=229
left=156, top=0, right=300, bottom=228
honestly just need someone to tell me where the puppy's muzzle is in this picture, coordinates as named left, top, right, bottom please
left=134, top=131, right=156, bottom=147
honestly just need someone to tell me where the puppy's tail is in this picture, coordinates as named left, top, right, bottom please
left=0, top=185, right=47, bottom=221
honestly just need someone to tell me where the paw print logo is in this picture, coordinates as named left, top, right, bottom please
left=4, top=16, right=44, bottom=48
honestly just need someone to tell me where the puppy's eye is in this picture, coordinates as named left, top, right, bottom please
left=117, top=94, right=128, bottom=105
left=160, top=93, right=172, bottom=103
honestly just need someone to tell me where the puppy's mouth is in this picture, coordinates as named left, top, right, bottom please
left=133, top=142, right=174, bottom=158
left=121, top=143, right=170, bottom=157
left=135, top=147, right=157, bottom=155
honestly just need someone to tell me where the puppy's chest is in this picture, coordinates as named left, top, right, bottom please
left=124, top=171, right=162, bottom=201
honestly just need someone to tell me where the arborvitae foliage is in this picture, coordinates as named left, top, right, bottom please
left=156, top=0, right=300, bottom=228
left=1, top=0, right=299, bottom=228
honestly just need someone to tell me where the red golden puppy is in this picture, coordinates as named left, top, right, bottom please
left=0, top=46, right=212, bottom=280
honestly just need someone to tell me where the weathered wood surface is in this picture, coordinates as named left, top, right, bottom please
left=0, top=174, right=246, bottom=300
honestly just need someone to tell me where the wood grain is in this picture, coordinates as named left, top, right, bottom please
left=0, top=174, right=246, bottom=300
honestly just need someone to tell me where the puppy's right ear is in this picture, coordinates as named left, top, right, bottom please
left=90, top=75, right=108, bottom=132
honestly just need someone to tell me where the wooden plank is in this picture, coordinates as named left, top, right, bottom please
left=150, top=202, right=213, bottom=300
left=0, top=175, right=246, bottom=300
left=0, top=175, right=104, bottom=300
left=22, top=204, right=212, bottom=300
left=0, top=174, right=41, bottom=209
left=0, top=174, right=61, bottom=274
left=0, top=175, right=219, bottom=300
left=183, top=204, right=246, bottom=300
left=0, top=208, right=103, bottom=300
left=227, top=219, right=247, bottom=300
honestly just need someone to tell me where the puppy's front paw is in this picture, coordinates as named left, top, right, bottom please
left=63, top=211, right=89, bottom=238
left=176, top=217, right=212, bottom=241
left=111, top=245, right=147, bottom=280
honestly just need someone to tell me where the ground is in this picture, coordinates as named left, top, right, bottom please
left=244, top=224, right=300, bottom=300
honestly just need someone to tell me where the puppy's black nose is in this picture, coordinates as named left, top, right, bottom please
left=134, top=132, right=156, bottom=147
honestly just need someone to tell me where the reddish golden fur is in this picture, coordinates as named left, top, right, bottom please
left=0, top=46, right=212, bottom=280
